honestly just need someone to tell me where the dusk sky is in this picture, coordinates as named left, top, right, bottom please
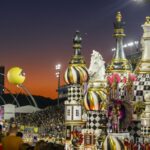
left=0, top=0, right=150, bottom=99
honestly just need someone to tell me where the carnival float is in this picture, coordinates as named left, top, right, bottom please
left=64, top=12, right=150, bottom=150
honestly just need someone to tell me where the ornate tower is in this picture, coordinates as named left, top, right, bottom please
left=83, top=50, right=107, bottom=149
left=65, top=31, right=88, bottom=85
left=135, top=16, right=150, bottom=74
left=134, top=16, right=150, bottom=102
left=64, top=31, right=88, bottom=149
left=141, top=93, right=150, bottom=137
left=106, top=12, right=132, bottom=74
left=104, top=12, right=133, bottom=147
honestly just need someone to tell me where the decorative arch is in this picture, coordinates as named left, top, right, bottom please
left=0, top=84, right=20, bottom=107
left=0, top=95, right=6, bottom=105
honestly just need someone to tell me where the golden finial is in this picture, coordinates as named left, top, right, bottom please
left=145, top=16, right=150, bottom=25
left=116, top=11, right=122, bottom=22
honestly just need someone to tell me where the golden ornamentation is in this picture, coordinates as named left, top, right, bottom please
left=107, top=12, right=132, bottom=74
left=116, top=12, right=122, bottom=22
left=145, top=16, right=150, bottom=25
left=133, top=101, right=145, bottom=117
left=65, top=121, right=85, bottom=125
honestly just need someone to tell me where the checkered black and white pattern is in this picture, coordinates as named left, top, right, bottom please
left=118, top=83, right=128, bottom=100
left=141, top=126, right=150, bottom=136
left=134, top=74, right=150, bottom=101
left=86, top=111, right=107, bottom=130
left=67, top=84, right=83, bottom=102
left=128, top=120, right=141, bottom=139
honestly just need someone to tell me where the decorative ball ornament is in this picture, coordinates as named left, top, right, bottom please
left=65, top=64, right=88, bottom=85
left=64, top=31, right=89, bottom=85
left=103, top=135, right=124, bottom=150
left=84, top=87, right=107, bottom=111
left=7, top=67, right=25, bottom=85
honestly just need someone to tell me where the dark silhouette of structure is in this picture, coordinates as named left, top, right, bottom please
left=0, top=66, right=5, bottom=95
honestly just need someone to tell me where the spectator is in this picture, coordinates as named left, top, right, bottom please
left=34, top=140, right=47, bottom=150
left=2, top=126, right=23, bottom=150
left=15, top=104, right=65, bottom=139
left=20, top=143, right=31, bottom=150
left=0, top=125, right=3, bottom=150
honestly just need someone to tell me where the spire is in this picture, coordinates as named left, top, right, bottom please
left=144, top=16, right=150, bottom=25
left=106, top=12, right=132, bottom=73
left=70, top=30, right=85, bottom=64
left=64, top=31, right=88, bottom=85
left=73, top=30, right=82, bottom=55
left=113, top=12, right=125, bottom=37
left=113, top=11, right=126, bottom=60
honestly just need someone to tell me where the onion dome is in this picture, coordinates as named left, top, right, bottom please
left=65, top=31, right=89, bottom=84
left=103, top=135, right=124, bottom=150
left=84, top=83, right=107, bottom=111
left=106, top=12, right=132, bottom=73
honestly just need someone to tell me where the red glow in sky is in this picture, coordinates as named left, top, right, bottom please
left=0, top=1, right=149, bottom=99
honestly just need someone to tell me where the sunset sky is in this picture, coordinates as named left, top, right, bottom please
left=0, top=0, right=150, bottom=99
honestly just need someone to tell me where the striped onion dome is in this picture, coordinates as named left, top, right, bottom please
left=65, top=31, right=89, bottom=85
left=84, top=86, right=107, bottom=111
left=103, top=135, right=125, bottom=150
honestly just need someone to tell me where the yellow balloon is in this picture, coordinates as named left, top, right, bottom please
left=34, top=127, right=38, bottom=133
left=7, top=67, right=26, bottom=85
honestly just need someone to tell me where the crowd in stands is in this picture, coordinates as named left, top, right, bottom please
left=0, top=104, right=65, bottom=150
left=15, top=104, right=65, bottom=138
left=0, top=125, right=64, bottom=150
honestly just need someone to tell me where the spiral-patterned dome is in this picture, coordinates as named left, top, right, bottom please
left=65, top=64, right=88, bottom=85
left=64, top=31, right=89, bottom=85
left=103, top=135, right=124, bottom=150
left=84, top=87, right=107, bottom=111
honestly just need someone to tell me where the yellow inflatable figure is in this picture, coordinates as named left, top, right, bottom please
left=7, top=67, right=25, bottom=85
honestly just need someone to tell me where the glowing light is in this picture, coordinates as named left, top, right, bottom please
left=111, top=40, right=139, bottom=51
left=127, top=42, right=134, bottom=47
left=55, top=64, right=61, bottom=70
left=133, top=0, right=143, bottom=2
left=55, top=64, right=61, bottom=78
left=134, top=41, right=139, bottom=45
left=123, top=44, right=127, bottom=48
left=112, top=48, right=116, bottom=51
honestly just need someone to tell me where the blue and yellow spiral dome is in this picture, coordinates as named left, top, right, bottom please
left=103, top=135, right=124, bottom=150
left=84, top=87, right=107, bottom=111
left=65, top=31, right=89, bottom=85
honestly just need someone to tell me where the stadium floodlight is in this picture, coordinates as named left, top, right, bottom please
left=127, top=42, right=134, bottom=47
left=111, top=41, right=139, bottom=51
left=55, top=64, right=61, bottom=106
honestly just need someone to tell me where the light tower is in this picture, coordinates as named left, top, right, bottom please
left=0, top=66, right=5, bottom=95
left=64, top=31, right=88, bottom=149
left=55, top=63, right=61, bottom=106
